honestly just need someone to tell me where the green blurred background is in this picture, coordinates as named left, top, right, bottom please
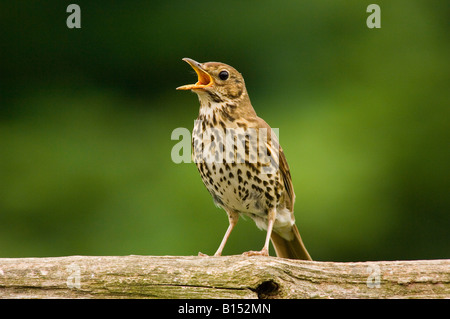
left=0, top=1, right=448, bottom=261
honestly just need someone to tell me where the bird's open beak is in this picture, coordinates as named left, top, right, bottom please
left=176, top=58, right=213, bottom=91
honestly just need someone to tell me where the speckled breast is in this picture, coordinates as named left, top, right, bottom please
left=192, top=118, right=284, bottom=217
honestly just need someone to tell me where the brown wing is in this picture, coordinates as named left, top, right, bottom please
left=278, top=145, right=295, bottom=211
left=250, top=116, right=295, bottom=211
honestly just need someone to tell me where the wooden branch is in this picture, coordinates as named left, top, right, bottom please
left=0, top=255, right=448, bottom=299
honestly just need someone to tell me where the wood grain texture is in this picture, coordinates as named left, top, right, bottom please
left=0, top=255, right=448, bottom=299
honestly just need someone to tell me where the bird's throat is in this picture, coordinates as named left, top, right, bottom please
left=198, top=100, right=227, bottom=122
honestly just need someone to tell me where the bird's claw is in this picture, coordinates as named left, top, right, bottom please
left=242, top=248, right=269, bottom=257
left=198, top=252, right=209, bottom=257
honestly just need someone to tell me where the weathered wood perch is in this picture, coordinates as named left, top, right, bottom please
left=0, top=255, right=448, bottom=298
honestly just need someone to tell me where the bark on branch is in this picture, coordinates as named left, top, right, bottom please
left=0, top=255, right=448, bottom=298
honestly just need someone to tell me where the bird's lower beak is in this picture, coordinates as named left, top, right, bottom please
left=176, top=58, right=213, bottom=90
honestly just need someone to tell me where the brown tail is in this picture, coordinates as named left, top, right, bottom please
left=271, top=224, right=312, bottom=260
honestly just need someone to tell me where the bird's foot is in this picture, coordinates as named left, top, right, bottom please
left=198, top=251, right=224, bottom=257
left=242, top=248, right=269, bottom=257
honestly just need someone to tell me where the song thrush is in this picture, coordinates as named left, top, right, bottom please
left=177, top=58, right=312, bottom=260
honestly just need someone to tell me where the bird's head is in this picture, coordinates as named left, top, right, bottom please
left=176, top=58, right=247, bottom=104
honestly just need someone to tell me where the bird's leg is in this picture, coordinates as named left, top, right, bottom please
left=213, top=210, right=239, bottom=257
left=243, top=209, right=276, bottom=257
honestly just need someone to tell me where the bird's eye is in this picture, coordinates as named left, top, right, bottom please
left=219, top=70, right=229, bottom=80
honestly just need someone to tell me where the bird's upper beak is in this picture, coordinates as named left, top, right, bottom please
left=176, top=58, right=213, bottom=91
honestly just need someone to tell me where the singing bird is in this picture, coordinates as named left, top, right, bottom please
left=177, top=58, right=312, bottom=260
